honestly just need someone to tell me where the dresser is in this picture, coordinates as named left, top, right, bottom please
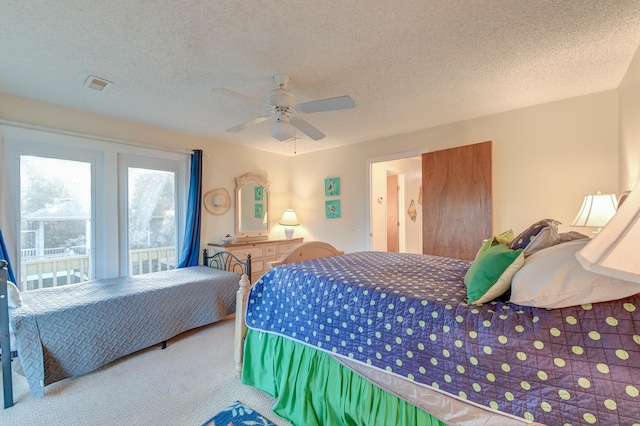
left=207, top=238, right=303, bottom=283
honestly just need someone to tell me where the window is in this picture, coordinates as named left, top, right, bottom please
left=126, top=167, right=176, bottom=275
left=2, top=127, right=189, bottom=288
left=20, top=156, right=92, bottom=289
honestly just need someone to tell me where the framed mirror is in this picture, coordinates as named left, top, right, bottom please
left=235, top=173, right=270, bottom=239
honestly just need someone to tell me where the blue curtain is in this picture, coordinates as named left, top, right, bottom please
left=178, top=149, right=203, bottom=268
left=0, top=228, right=17, bottom=283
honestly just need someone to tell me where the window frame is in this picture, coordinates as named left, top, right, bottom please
left=1, top=125, right=189, bottom=282
left=118, top=154, right=186, bottom=276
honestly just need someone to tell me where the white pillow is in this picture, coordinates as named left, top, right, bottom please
left=510, top=239, right=640, bottom=308
left=6, top=280, right=22, bottom=308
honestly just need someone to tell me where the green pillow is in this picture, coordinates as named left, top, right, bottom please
left=495, top=229, right=515, bottom=245
left=464, top=243, right=524, bottom=305
left=474, top=229, right=515, bottom=260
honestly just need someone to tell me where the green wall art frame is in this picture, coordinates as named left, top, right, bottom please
left=254, top=203, right=264, bottom=218
left=325, top=200, right=341, bottom=218
left=325, top=177, right=340, bottom=196
left=254, top=185, right=264, bottom=200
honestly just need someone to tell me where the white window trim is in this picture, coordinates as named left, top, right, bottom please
left=118, top=154, right=187, bottom=277
left=1, top=124, right=189, bottom=281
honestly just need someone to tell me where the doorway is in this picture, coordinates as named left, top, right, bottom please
left=369, top=154, right=422, bottom=253
left=386, top=173, right=399, bottom=252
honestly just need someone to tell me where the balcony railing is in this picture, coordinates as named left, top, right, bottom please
left=129, top=247, right=176, bottom=276
left=20, top=247, right=175, bottom=291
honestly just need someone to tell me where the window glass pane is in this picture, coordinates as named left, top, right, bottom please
left=20, top=155, right=92, bottom=290
left=128, top=167, right=176, bottom=275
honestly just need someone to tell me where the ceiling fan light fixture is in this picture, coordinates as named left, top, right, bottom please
left=268, top=88, right=296, bottom=108
left=214, top=74, right=355, bottom=142
left=269, top=119, right=296, bottom=142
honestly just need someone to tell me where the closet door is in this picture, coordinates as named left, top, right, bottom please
left=422, top=141, right=492, bottom=260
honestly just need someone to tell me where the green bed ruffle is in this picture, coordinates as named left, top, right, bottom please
left=242, top=329, right=448, bottom=426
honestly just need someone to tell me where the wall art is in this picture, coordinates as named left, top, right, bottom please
left=254, top=185, right=264, bottom=200
left=254, top=203, right=264, bottom=219
left=325, top=199, right=341, bottom=218
left=324, top=177, right=340, bottom=196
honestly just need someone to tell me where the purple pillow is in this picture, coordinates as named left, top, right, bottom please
left=509, top=219, right=561, bottom=256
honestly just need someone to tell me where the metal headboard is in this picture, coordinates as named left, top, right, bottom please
left=202, top=249, right=251, bottom=282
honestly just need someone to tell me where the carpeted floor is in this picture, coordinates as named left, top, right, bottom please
left=0, top=317, right=290, bottom=426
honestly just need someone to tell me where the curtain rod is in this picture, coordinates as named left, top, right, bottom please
left=0, top=119, right=194, bottom=155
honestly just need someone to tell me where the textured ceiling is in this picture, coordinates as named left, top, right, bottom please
left=2, top=1, right=640, bottom=155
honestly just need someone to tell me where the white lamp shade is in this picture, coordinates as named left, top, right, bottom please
left=279, top=209, right=299, bottom=226
left=576, top=181, right=640, bottom=283
left=571, top=193, right=618, bottom=228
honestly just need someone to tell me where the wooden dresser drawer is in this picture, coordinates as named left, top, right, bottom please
left=230, top=245, right=263, bottom=259
left=263, top=244, right=278, bottom=258
left=207, top=238, right=304, bottom=282
left=251, top=259, right=266, bottom=273
left=277, top=241, right=302, bottom=256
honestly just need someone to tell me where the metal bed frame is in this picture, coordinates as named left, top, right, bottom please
left=0, top=253, right=250, bottom=409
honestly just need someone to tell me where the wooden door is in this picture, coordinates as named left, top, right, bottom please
left=422, top=141, right=492, bottom=260
left=386, top=174, right=399, bottom=252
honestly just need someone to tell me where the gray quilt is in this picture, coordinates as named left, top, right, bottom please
left=10, top=266, right=239, bottom=397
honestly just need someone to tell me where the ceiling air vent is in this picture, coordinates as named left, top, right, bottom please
left=83, top=75, right=113, bottom=93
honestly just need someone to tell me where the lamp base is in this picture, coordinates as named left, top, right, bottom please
left=284, top=227, right=294, bottom=239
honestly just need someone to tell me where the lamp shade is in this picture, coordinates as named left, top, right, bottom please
left=571, top=193, right=618, bottom=228
left=576, top=181, right=640, bottom=283
left=279, top=209, right=299, bottom=226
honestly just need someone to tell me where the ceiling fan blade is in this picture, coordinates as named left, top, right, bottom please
left=227, top=116, right=269, bottom=132
left=213, top=88, right=268, bottom=106
left=296, top=95, right=355, bottom=114
left=291, top=118, right=326, bottom=141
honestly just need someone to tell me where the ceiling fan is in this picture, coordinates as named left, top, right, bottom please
left=213, top=75, right=355, bottom=142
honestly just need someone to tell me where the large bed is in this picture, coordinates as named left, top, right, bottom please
left=236, top=233, right=640, bottom=425
left=0, top=249, right=249, bottom=407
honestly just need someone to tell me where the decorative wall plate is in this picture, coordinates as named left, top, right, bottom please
left=203, top=188, right=231, bottom=215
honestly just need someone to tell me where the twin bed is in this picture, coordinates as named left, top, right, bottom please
left=0, top=249, right=249, bottom=408
left=236, top=237, right=640, bottom=425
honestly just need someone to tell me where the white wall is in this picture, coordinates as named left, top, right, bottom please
left=619, top=44, right=640, bottom=192
left=291, top=91, right=619, bottom=253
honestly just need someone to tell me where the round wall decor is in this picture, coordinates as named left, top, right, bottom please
left=203, top=188, right=231, bottom=215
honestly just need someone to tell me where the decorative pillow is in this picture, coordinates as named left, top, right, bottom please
left=474, top=229, right=514, bottom=260
left=558, top=231, right=589, bottom=244
left=510, top=239, right=640, bottom=308
left=6, top=280, right=22, bottom=308
left=508, top=219, right=561, bottom=257
left=464, top=244, right=524, bottom=305
left=494, top=229, right=515, bottom=245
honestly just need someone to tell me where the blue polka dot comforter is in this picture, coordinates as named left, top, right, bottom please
left=246, top=251, right=640, bottom=425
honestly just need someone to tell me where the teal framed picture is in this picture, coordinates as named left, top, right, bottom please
left=254, top=203, right=264, bottom=218
left=254, top=185, right=264, bottom=200
left=325, top=200, right=341, bottom=218
left=324, top=177, right=340, bottom=196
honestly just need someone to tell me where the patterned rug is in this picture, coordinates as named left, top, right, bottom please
left=202, top=401, right=277, bottom=426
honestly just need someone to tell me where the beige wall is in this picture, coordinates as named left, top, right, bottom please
left=619, top=45, right=640, bottom=192
left=291, top=91, right=619, bottom=253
